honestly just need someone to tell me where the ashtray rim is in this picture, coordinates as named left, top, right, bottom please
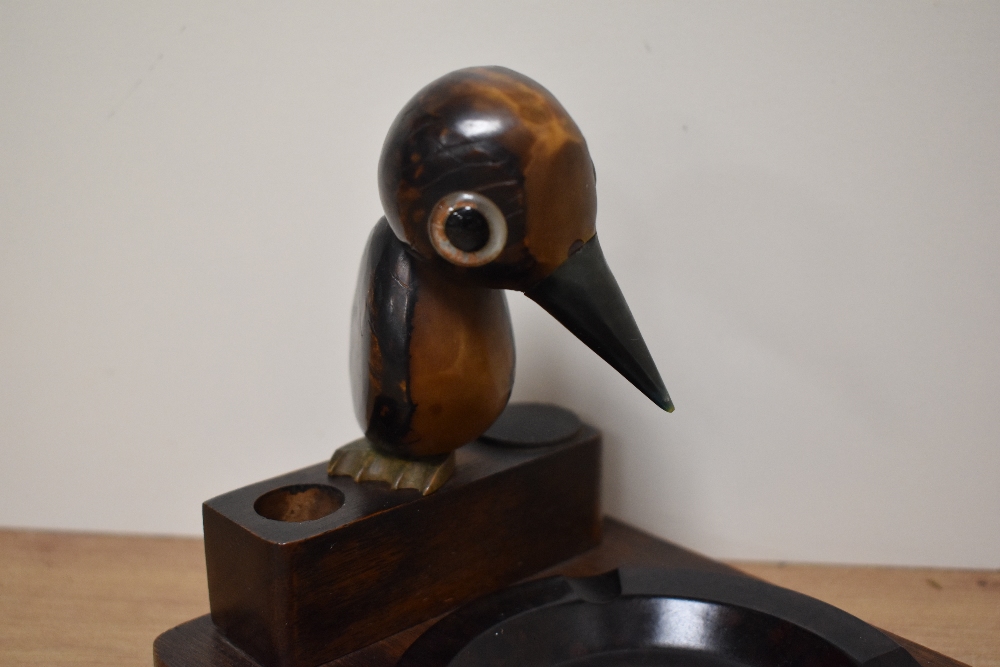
left=397, top=566, right=921, bottom=667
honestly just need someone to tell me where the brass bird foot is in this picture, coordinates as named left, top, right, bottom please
left=327, top=438, right=455, bottom=495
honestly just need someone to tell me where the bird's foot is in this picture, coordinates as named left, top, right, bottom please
left=327, top=438, right=455, bottom=496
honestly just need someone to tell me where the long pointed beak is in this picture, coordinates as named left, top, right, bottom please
left=524, top=235, right=674, bottom=412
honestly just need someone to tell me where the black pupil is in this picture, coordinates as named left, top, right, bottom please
left=445, top=207, right=490, bottom=252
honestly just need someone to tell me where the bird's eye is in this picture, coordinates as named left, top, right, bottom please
left=428, top=191, right=507, bottom=267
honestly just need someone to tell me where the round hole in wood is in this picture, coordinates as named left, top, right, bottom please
left=253, top=484, right=344, bottom=522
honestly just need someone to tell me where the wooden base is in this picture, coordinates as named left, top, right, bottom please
left=154, top=404, right=967, bottom=667
left=154, top=519, right=966, bottom=667
left=199, top=417, right=601, bottom=667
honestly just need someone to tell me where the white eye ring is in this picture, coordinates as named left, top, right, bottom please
left=427, top=191, right=507, bottom=267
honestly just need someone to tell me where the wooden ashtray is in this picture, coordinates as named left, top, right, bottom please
left=398, top=567, right=921, bottom=667
left=155, top=517, right=966, bottom=667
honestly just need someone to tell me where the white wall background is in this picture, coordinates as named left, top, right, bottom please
left=2, top=1, right=998, bottom=568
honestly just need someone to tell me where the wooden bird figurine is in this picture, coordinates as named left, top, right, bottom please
left=329, top=67, right=672, bottom=494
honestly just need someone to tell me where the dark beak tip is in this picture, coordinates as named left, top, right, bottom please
left=652, top=389, right=674, bottom=413
left=526, top=234, right=675, bottom=416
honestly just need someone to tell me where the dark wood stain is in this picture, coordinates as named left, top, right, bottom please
left=351, top=219, right=418, bottom=449
left=154, top=519, right=965, bottom=667
left=378, top=66, right=597, bottom=291
left=196, top=426, right=601, bottom=667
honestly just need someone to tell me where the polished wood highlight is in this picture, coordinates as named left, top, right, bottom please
left=1, top=522, right=995, bottom=667
left=350, top=219, right=516, bottom=458
left=379, top=66, right=597, bottom=290
left=352, top=67, right=672, bottom=460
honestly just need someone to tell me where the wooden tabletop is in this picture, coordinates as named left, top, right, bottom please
left=1, top=527, right=996, bottom=667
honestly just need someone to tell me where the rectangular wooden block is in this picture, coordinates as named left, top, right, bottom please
left=202, top=429, right=601, bottom=667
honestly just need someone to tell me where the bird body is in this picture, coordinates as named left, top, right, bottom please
left=344, top=66, right=672, bottom=469
left=351, top=218, right=514, bottom=458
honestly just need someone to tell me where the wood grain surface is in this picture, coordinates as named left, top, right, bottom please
left=0, top=529, right=208, bottom=666
left=200, top=434, right=600, bottom=667
left=1, top=526, right=996, bottom=667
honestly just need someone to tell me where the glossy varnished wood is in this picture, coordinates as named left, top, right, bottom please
left=154, top=520, right=739, bottom=667
left=378, top=66, right=597, bottom=291
left=150, top=520, right=985, bottom=667
left=350, top=219, right=515, bottom=457
left=397, top=568, right=924, bottom=666
left=350, top=67, right=671, bottom=457
left=353, top=66, right=600, bottom=458
left=201, top=428, right=600, bottom=667
left=407, top=256, right=514, bottom=454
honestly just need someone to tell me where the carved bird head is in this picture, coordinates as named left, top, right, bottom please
left=378, top=67, right=673, bottom=411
